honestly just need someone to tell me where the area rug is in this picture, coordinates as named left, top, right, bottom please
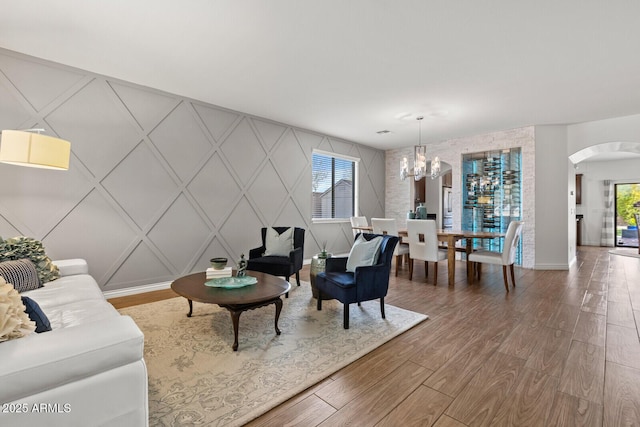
left=118, top=282, right=428, bottom=427
left=609, top=248, right=640, bottom=258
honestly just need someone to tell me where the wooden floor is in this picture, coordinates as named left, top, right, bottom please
left=110, top=246, right=640, bottom=426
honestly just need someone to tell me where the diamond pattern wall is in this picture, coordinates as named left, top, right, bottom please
left=101, top=142, right=179, bottom=229
left=46, top=80, right=142, bottom=179
left=186, top=153, right=241, bottom=227
left=0, top=49, right=385, bottom=292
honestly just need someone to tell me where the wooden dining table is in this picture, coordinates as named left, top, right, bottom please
left=352, top=225, right=504, bottom=286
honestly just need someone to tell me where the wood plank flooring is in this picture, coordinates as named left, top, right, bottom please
left=109, top=246, right=640, bottom=426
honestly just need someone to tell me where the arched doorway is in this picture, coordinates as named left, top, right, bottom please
left=412, top=161, right=452, bottom=228
left=569, top=141, right=640, bottom=248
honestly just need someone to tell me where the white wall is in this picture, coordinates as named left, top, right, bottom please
left=568, top=113, right=640, bottom=153
left=567, top=114, right=640, bottom=247
left=534, top=125, right=571, bottom=269
left=425, top=177, right=440, bottom=220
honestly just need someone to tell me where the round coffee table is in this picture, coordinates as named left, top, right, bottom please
left=171, top=271, right=291, bottom=351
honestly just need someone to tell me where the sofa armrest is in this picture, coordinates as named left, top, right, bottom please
left=52, top=259, right=88, bottom=277
left=0, top=316, right=144, bottom=404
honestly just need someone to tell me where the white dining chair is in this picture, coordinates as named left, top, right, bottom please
left=468, top=221, right=524, bottom=291
left=350, top=216, right=369, bottom=238
left=406, top=219, right=448, bottom=285
left=371, top=218, right=410, bottom=276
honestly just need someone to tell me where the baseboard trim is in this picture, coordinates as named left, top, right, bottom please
left=534, top=263, right=570, bottom=270
left=104, top=257, right=350, bottom=298
left=103, top=281, right=172, bottom=299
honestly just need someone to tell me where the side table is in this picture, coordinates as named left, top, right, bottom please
left=309, top=253, right=333, bottom=300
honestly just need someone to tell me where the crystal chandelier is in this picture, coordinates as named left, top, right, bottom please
left=430, top=156, right=441, bottom=179
left=400, top=116, right=427, bottom=181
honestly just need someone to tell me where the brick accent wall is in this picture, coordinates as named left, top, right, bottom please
left=386, top=126, right=536, bottom=268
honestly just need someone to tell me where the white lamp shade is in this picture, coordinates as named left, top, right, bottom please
left=0, top=130, right=70, bottom=170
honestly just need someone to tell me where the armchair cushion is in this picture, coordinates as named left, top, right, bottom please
left=264, top=227, right=294, bottom=257
left=346, top=235, right=383, bottom=272
left=320, top=271, right=355, bottom=288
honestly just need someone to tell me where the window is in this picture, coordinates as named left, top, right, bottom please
left=312, top=150, right=358, bottom=220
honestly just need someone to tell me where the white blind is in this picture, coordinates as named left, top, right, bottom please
left=312, top=151, right=356, bottom=219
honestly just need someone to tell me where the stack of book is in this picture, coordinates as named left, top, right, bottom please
left=206, top=266, right=232, bottom=279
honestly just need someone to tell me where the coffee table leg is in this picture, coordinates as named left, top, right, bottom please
left=274, top=297, right=283, bottom=335
left=187, top=299, right=193, bottom=317
left=230, top=311, right=241, bottom=351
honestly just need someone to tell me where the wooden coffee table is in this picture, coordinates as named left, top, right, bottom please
left=171, top=271, right=291, bottom=351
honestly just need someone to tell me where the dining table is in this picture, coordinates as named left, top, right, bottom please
left=352, top=225, right=504, bottom=286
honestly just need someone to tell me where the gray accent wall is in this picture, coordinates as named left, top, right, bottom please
left=0, top=49, right=385, bottom=292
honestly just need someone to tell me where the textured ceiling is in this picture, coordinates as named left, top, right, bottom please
left=2, top=1, right=640, bottom=150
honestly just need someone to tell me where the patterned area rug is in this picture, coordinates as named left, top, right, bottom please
left=119, top=282, right=428, bottom=427
left=609, top=248, right=640, bottom=258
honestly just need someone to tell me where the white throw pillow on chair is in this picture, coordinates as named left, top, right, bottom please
left=346, top=235, right=383, bottom=272
left=264, top=227, right=294, bottom=256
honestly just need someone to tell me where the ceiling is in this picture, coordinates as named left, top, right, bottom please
left=2, top=1, right=640, bottom=151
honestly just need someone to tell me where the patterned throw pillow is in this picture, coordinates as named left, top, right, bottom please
left=0, top=259, right=41, bottom=293
left=0, top=278, right=36, bottom=342
left=0, top=236, right=59, bottom=284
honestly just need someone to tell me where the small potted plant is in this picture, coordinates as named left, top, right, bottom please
left=319, top=241, right=329, bottom=259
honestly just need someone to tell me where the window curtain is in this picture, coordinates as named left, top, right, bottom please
left=600, top=179, right=614, bottom=247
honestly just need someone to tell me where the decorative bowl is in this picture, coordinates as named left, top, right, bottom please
left=210, top=257, right=228, bottom=270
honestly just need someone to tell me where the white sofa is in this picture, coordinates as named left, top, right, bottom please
left=0, top=259, right=148, bottom=427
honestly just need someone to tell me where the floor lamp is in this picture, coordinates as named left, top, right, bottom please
left=0, top=129, right=71, bottom=170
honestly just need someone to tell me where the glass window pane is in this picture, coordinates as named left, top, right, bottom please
left=312, top=152, right=357, bottom=219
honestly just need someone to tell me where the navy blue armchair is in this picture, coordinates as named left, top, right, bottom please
left=315, top=233, right=398, bottom=329
left=247, top=227, right=305, bottom=286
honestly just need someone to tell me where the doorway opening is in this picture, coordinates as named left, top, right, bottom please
left=614, top=182, right=640, bottom=248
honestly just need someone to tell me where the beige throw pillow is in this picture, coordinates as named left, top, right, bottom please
left=0, top=277, right=36, bottom=342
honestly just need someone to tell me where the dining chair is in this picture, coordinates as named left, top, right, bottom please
left=350, top=216, right=369, bottom=237
left=371, top=218, right=409, bottom=276
left=468, top=221, right=524, bottom=291
left=406, top=219, right=448, bottom=285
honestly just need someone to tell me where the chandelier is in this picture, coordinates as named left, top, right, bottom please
left=400, top=117, right=425, bottom=181
left=430, top=155, right=441, bottom=179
